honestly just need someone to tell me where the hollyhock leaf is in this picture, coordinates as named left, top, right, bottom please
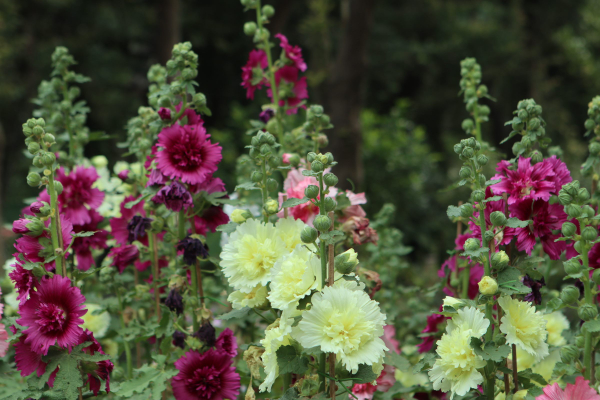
left=216, top=306, right=251, bottom=320
left=235, top=182, right=259, bottom=191
left=384, top=351, right=410, bottom=370
left=582, top=320, right=600, bottom=333
left=319, top=230, right=344, bottom=245
left=283, top=197, right=310, bottom=208
left=483, top=196, right=503, bottom=203
left=156, top=306, right=173, bottom=337
left=461, top=246, right=489, bottom=258
left=281, top=387, right=300, bottom=400
left=517, top=368, right=547, bottom=388
left=276, top=345, right=309, bottom=375
left=52, top=355, right=83, bottom=399
left=485, top=179, right=502, bottom=186
left=505, top=218, right=530, bottom=228
left=348, top=364, right=378, bottom=384
left=500, top=130, right=519, bottom=144
left=469, top=337, right=511, bottom=362
left=413, top=353, right=436, bottom=373
left=71, top=231, right=97, bottom=238
left=446, top=205, right=462, bottom=219
left=159, top=336, right=172, bottom=358
left=498, top=267, right=532, bottom=295
left=301, top=170, right=319, bottom=177
left=545, top=298, right=564, bottom=313
left=552, top=362, right=577, bottom=376
left=151, top=370, right=177, bottom=400
left=125, top=189, right=157, bottom=209
left=216, top=222, right=239, bottom=233
left=116, top=364, right=175, bottom=397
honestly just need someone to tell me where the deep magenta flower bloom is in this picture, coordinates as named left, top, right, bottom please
left=275, top=33, right=307, bottom=72
left=152, top=180, right=193, bottom=212
left=259, top=108, right=275, bottom=123
left=544, top=155, right=572, bottom=193
left=29, top=201, right=46, bottom=214
left=15, top=335, right=48, bottom=377
left=72, top=210, right=108, bottom=271
left=490, top=157, right=558, bottom=205
left=117, top=169, right=130, bottom=181
left=158, top=107, right=172, bottom=120
left=17, top=275, right=87, bottom=355
left=77, top=329, right=114, bottom=395
left=109, top=244, right=140, bottom=273
left=188, top=175, right=226, bottom=194
left=15, top=215, right=73, bottom=271
left=194, top=206, right=229, bottom=236
left=215, top=328, right=238, bottom=358
left=110, top=195, right=148, bottom=246
left=268, top=65, right=308, bottom=115
left=126, top=215, right=153, bottom=243
left=9, top=260, right=37, bottom=306
left=241, top=49, right=268, bottom=99
left=172, top=349, right=241, bottom=400
left=417, top=307, right=449, bottom=353
left=156, top=122, right=222, bottom=185
left=175, top=103, right=203, bottom=125
left=12, top=218, right=32, bottom=235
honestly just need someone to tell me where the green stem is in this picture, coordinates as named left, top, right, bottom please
left=473, top=100, right=482, bottom=143
left=317, top=172, right=327, bottom=392
left=178, top=209, right=186, bottom=240
left=47, top=172, right=65, bottom=275
left=62, top=86, right=76, bottom=159
left=116, top=288, right=133, bottom=379
left=283, top=373, right=292, bottom=392
left=581, top=249, right=594, bottom=382
left=190, top=263, right=200, bottom=332
left=148, top=232, right=161, bottom=320
left=261, top=161, right=269, bottom=223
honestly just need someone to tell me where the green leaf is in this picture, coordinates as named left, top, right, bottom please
left=446, top=205, right=462, bottom=219
left=582, top=320, right=600, bottom=333
left=470, top=337, right=511, bottom=362
left=517, top=368, right=547, bottom=388
left=216, top=307, right=250, bottom=320
left=281, top=388, right=299, bottom=400
left=71, top=231, right=97, bottom=238
left=319, top=230, right=344, bottom=245
left=116, top=364, right=163, bottom=397
left=384, top=352, right=411, bottom=370
left=500, top=130, right=519, bottom=144
left=276, top=345, right=309, bottom=375
left=216, top=222, right=238, bottom=234
left=301, top=170, right=318, bottom=177
left=52, top=355, right=82, bottom=400
left=485, top=178, right=502, bottom=186
left=545, top=298, right=564, bottom=313
left=349, top=364, right=378, bottom=384
left=125, top=188, right=159, bottom=209
left=235, top=182, right=259, bottom=191
left=497, top=267, right=532, bottom=295
left=282, top=197, right=310, bottom=208
left=413, top=353, right=436, bottom=373
left=461, top=247, right=489, bottom=259
left=483, top=196, right=503, bottom=203
left=505, top=218, right=530, bottom=228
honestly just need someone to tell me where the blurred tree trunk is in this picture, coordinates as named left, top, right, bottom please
left=158, top=0, right=181, bottom=64
left=325, top=0, right=376, bottom=190
left=0, top=121, right=5, bottom=268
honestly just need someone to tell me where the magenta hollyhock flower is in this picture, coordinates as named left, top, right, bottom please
left=15, top=215, right=73, bottom=271
left=117, top=169, right=130, bottom=181
left=29, top=201, right=46, bottom=214
left=72, top=210, right=108, bottom=271
left=188, top=175, right=226, bottom=194
left=175, top=103, right=203, bottom=125
left=152, top=180, right=193, bottom=212
left=77, top=330, right=114, bottom=395
left=15, top=335, right=47, bottom=377
left=241, top=49, right=268, bottom=99
left=215, top=328, right=238, bottom=358
left=172, top=349, right=241, bottom=400
left=17, top=275, right=87, bottom=355
left=417, top=307, right=449, bottom=353
left=12, top=218, right=32, bottom=235
left=158, top=107, right=172, bottom=120
left=509, top=199, right=567, bottom=260
left=110, top=195, right=148, bottom=246
left=543, top=155, right=572, bottom=194
left=275, top=33, right=307, bottom=72
left=490, top=157, right=557, bottom=205
left=9, top=260, right=37, bottom=306
left=268, top=65, right=308, bottom=115
left=468, top=188, right=515, bottom=247
left=194, top=206, right=229, bottom=236
left=537, top=377, right=600, bottom=400
left=109, top=245, right=140, bottom=273
left=156, top=122, right=222, bottom=185
left=147, top=168, right=169, bottom=187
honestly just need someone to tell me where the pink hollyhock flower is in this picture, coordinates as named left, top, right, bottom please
left=9, top=260, right=37, bottom=306
left=172, top=349, right=241, bottom=400
left=72, top=210, right=108, bottom=271
left=468, top=188, right=515, bottom=247
left=17, top=275, right=87, bottom=355
left=382, top=325, right=400, bottom=354
left=29, top=201, right=46, bottom=214
left=147, top=168, right=169, bottom=187
left=152, top=180, right=193, bottom=212
left=509, top=199, right=567, bottom=260
left=544, top=155, right=572, bottom=193
left=45, top=166, right=104, bottom=225
left=109, top=245, right=140, bottom=273
left=215, top=328, right=238, bottom=358
left=278, top=168, right=326, bottom=224
left=341, top=191, right=367, bottom=220
left=175, top=103, right=203, bottom=125
left=77, top=330, right=114, bottom=395
left=282, top=153, right=292, bottom=164
left=268, top=65, right=308, bottom=115
left=351, top=383, right=377, bottom=400
left=110, top=195, right=148, bottom=246
left=189, top=175, right=226, bottom=194
left=491, top=157, right=557, bottom=205
left=144, top=144, right=159, bottom=170
left=341, top=216, right=379, bottom=245
left=537, top=377, right=600, bottom=400
left=158, top=107, right=172, bottom=120
left=156, top=122, right=222, bottom=185
left=241, top=49, right=268, bottom=99
left=275, top=33, right=307, bottom=72
left=117, top=169, right=130, bottom=181
left=417, top=307, right=449, bottom=353
left=194, top=206, right=229, bottom=235
left=15, top=215, right=73, bottom=271
left=376, top=364, right=396, bottom=392
left=12, top=218, right=32, bottom=235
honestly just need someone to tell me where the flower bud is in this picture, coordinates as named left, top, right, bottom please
left=260, top=143, right=272, bottom=155
left=560, top=286, right=580, bottom=304
left=583, top=205, right=595, bottom=218
left=579, top=303, right=598, bottom=321
left=490, top=211, right=507, bottom=227
left=460, top=203, right=474, bottom=218
left=314, top=215, right=332, bottom=232
left=266, top=178, right=278, bottom=192
left=41, top=152, right=56, bottom=167
left=472, top=190, right=485, bottom=202
left=484, top=230, right=495, bottom=243
left=453, top=143, right=464, bottom=154
left=231, top=209, right=252, bottom=224
left=262, top=4, right=275, bottom=17
left=478, top=276, right=498, bottom=295
left=560, top=345, right=580, bottom=364
left=582, top=226, right=598, bottom=242
left=301, top=226, right=318, bottom=243
left=461, top=147, right=474, bottom=159
left=323, top=197, right=336, bottom=212
left=564, top=259, right=582, bottom=276
left=558, top=192, right=572, bottom=206
left=528, top=118, right=541, bottom=130
left=334, top=249, right=359, bottom=274
left=244, top=21, right=257, bottom=36
left=477, top=154, right=488, bottom=166
left=464, top=238, right=480, bottom=252
left=566, top=204, right=582, bottom=218
left=264, top=199, right=279, bottom=215
left=27, top=142, right=40, bottom=155
left=491, top=250, right=509, bottom=270
left=305, top=185, right=319, bottom=199
left=32, top=126, right=44, bottom=136
left=311, top=160, right=324, bottom=173
left=459, top=167, right=472, bottom=179
left=593, top=269, right=600, bottom=286
left=461, top=119, right=474, bottom=131
left=531, top=151, right=543, bottom=164
left=591, top=142, right=600, bottom=156
left=251, top=171, right=263, bottom=183
left=561, top=222, right=577, bottom=237
left=323, top=173, right=338, bottom=187
left=25, top=218, right=45, bottom=237
left=574, top=241, right=585, bottom=254
left=27, top=172, right=42, bottom=187
left=54, top=181, right=64, bottom=195
left=307, top=152, right=317, bottom=162
left=578, top=188, right=591, bottom=203
left=30, top=201, right=51, bottom=217
left=586, top=119, right=596, bottom=130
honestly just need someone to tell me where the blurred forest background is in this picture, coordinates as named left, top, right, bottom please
left=1, top=0, right=599, bottom=274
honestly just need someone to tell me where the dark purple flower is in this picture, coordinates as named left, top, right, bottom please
left=216, top=328, right=238, bottom=358
left=109, top=245, right=139, bottom=273
left=152, top=181, right=193, bottom=212
left=165, top=289, right=184, bottom=315
left=523, top=275, right=546, bottom=305
left=126, top=215, right=153, bottom=244
left=259, top=109, right=275, bottom=123
left=177, top=236, right=209, bottom=265
left=173, top=331, right=186, bottom=349
left=117, top=170, right=129, bottom=181
left=193, top=322, right=216, bottom=348
left=158, top=107, right=172, bottom=120
left=147, top=169, right=169, bottom=187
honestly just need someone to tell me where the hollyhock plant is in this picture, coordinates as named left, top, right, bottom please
left=152, top=180, right=194, bottom=211
left=155, top=121, right=222, bottom=185
left=77, top=329, right=114, bottom=395
left=71, top=210, right=108, bottom=271
left=175, top=103, right=203, bottom=125
left=126, top=215, right=153, bottom=244
left=171, top=349, right=241, bottom=400
left=275, top=33, right=307, bottom=72
left=110, top=195, right=149, bottom=246
left=268, top=65, right=308, bottom=114
left=241, top=49, right=268, bottom=99
left=536, top=377, right=600, bottom=400
left=188, top=174, right=226, bottom=194
left=17, top=275, right=87, bottom=355
left=177, top=236, right=209, bottom=265
left=468, top=188, right=515, bottom=247
left=341, top=216, right=379, bottom=245
left=109, top=244, right=140, bottom=273
left=15, top=215, right=73, bottom=270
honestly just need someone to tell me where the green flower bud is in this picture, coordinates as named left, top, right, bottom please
left=313, top=215, right=332, bottom=232
left=27, top=172, right=42, bottom=187
left=491, top=250, right=509, bottom=270
left=288, top=154, right=301, bottom=167
left=306, top=152, right=317, bottom=163
left=41, top=152, right=56, bottom=167
left=43, top=133, right=55, bottom=144
left=531, top=151, right=543, bottom=164
left=583, top=205, right=595, bottom=218
left=477, top=85, right=488, bottom=97
left=528, top=118, right=541, bottom=130
left=453, top=143, right=464, bottom=154
left=582, top=226, right=598, bottom=242
left=477, top=154, right=488, bottom=166
left=459, top=167, right=472, bottom=179
left=590, top=142, right=600, bottom=156
left=576, top=335, right=585, bottom=348
left=461, top=119, right=474, bottom=131
left=32, top=155, right=44, bottom=168
left=305, top=185, right=319, bottom=199
left=560, top=345, right=580, bottom=364
left=558, top=192, right=573, bottom=206
left=323, top=173, right=338, bottom=187
left=262, top=4, right=275, bottom=17
left=324, top=152, right=334, bottom=165
left=578, top=188, right=591, bottom=203
left=27, top=142, right=40, bottom=155
left=311, top=160, right=324, bottom=173
left=478, top=105, right=490, bottom=116
left=260, top=143, right=272, bottom=155
left=251, top=171, right=263, bottom=183
left=478, top=276, right=498, bottom=295
left=251, top=136, right=259, bottom=147
left=26, top=119, right=36, bottom=129
left=464, top=238, right=480, bottom=252
left=574, top=240, right=585, bottom=254
left=193, top=93, right=207, bottom=108
left=460, top=203, right=474, bottom=218
left=158, top=96, right=171, bottom=108
left=231, top=209, right=252, bottom=224
left=465, top=87, right=476, bottom=98
left=244, top=21, right=257, bottom=36
left=163, top=232, right=174, bottom=242
left=561, top=222, right=577, bottom=237
left=32, top=126, right=44, bottom=136
left=585, top=118, right=596, bottom=130
left=517, top=109, right=528, bottom=120
left=483, top=230, right=495, bottom=243
left=301, top=226, right=318, bottom=243
left=566, top=204, right=582, bottom=218
left=25, top=219, right=45, bottom=237
left=560, top=286, right=580, bottom=304
left=316, top=134, right=329, bottom=147
left=150, top=219, right=164, bottom=232
left=54, top=181, right=64, bottom=195
left=564, top=259, right=582, bottom=276
left=334, top=249, right=359, bottom=274
left=323, top=197, right=336, bottom=212
left=472, top=190, right=485, bottom=202
left=264, top=198, right=279, bottom=215
left=579, top=303, right=598, bottom=321
left=461, top=147, right=474, bottom=159
left=490, top=211, right=507, bottom=227
left=266, top=178, right=278, bottom=192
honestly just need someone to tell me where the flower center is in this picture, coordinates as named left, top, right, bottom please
left=36, top=303, right=67, bottom=335
left=169, top=131, right=203, bottom=171
left=188, top=366, right=221, bottom=396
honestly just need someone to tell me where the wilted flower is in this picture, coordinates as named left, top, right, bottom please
left=177, top=236, right=209, bottom=265
left=109, top=245, right=140, bottom=273
left=152, top=180, right=193, bottom=212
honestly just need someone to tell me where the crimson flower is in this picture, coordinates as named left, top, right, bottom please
left=9, top=260, right=37, bottom=306
left=241, top=49, right=268, bottom=99
left=215, top=328, right=238, bottom=358
left=77, top=330, right=114, bottom=395
left=194, top=206, right=229, bottom=236
left=491, top=157, right=558, bottom=205
left=268, top=65, right=308, bottom=115
left=275, top=33, right=307, bottom=71
left=109, top=245, right=140, bottom=273
left=110, top=195, right=148, bottom=246
left=71, top=210, right=108, bottom=271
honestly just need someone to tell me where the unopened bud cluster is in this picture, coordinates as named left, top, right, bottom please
left=303, top=105, right=333, bottom=149
left=459, top=58, right=491, bottom=136
left=23, top=118, right=58, bottom=188
left=506, top=99, right=548, bottom=158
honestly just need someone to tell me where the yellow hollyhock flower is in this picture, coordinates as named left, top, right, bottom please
left=275, top=217, right=307, bottom=251
left=227, top=284, right=268, bottom=309
left=543, top=311, right=569, bottom=347
left=81, top=303, right=111, bottom=339
left=259, top=318, right=293, bottom=392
